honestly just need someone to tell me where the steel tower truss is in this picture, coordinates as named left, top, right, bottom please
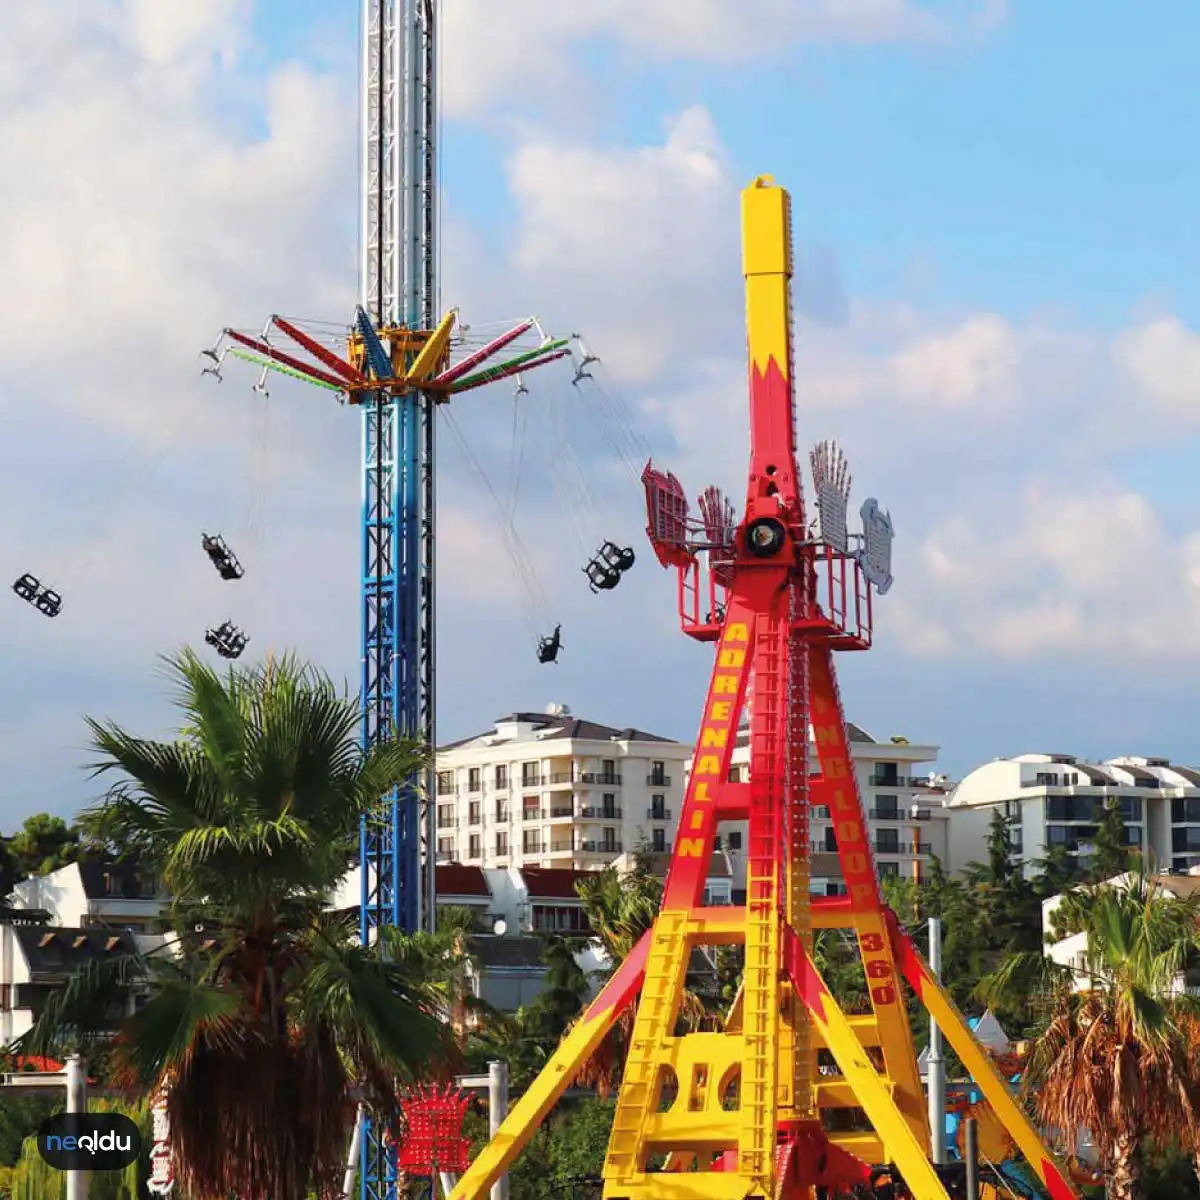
left=205, top=6, right=573, bottom=1197
left=446, top=178, right=1079, bottom=1200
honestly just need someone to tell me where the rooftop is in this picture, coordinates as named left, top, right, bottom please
left=439, top=705, right=681, bottom=753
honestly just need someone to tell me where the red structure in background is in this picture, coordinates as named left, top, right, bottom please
left=397, top=1083, right=473, bottom=1176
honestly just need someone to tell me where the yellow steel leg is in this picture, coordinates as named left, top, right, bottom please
left=790, top=934, right=950, bottom=1200
left=885, top=913, right=1080, bottom=1200
left=446, top=933, right=649, bottom=1200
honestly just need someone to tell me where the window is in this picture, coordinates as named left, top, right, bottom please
left=468, top=835, right=481, bottom=859
left=1120, top=795, right=1143, bottom=821
left=877, top=861, right=899, bottom=878
left=531, top=905, right=588, bottom=933
left=823, top=829, right=837, bottom=852
left=652, top=828, right=666, bottom=852
left=436, top=837, right=453, bottom=857
left=872, top=763, right=899, bottom=786
left=601, top=827, right=618, bottom=851
left=495, top=832, right=509, bottom=856
left=495, top=799, right=509, bottom=822
left=727, top=765, right=742, bottom=783
left=875, top=830, right=899, bottom=854
left=436, top=770, right=454, bottom=796
left=523, top=831, right=542, bottom=853
left=600, top=759, right=619, bottom=784
left=521, top=762, right=540, bottom=787
left=522, top=797, right=541, bottom=821
left=468, top=802, right=482, bottom=826
left=728, top=831, right=742, bottom=851
left=1047, top=797, right=1099, bottom=822
left=873, top=795, right=899, bottom=820
left=601, top=793, right=619, bottom=818
left=650, top=794, right=667, bottom=820
left=495, top=765, right=508, bottom=789
left=437, top=805, right=455, bottom=830
left=1172, top=828, right=1200, bottom=853
left=1173, top=797, right=1200, bottom=824
left=649, top=760, right=668, bottom=786
left=468, top=767, right=482, bottom=792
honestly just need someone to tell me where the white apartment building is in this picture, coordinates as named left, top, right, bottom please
left=433, top=705, right=692, bottom=871
left=949, top=752, right=1200, bottom=876
left=705, top=722, right=953, bottom=899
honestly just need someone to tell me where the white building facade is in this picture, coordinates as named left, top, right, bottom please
left=949, top=752, right=1200, bottom=876
left=433, top=705, right=692, bottom=871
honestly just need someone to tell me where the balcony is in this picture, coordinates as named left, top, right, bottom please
left=520, top=774, right=545, bottom=789
left=547, top=772, right=575, bottom=788
left=647, top=774, right=672, bottom=787
left=580, top=807, right=622, bottom=820
left=548, top=806, right=575, bottom=820
left=647, top=807, right=672, bottom=821
left=869, top=774, right=938, bottom=789
left=576, top=773, right=622, bottom=786
left=578, top=841, right=622, bottom=855
left=435, top=851, right=456, bottom=864
left=911, top=841, right=933, bottom=855
left=521, top=808, right=547, bottom=822
left=547, top=842, right=575, bottom=856
left=436, top=819, right=458, bottom=831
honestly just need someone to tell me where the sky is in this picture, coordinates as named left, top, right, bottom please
left=2, top=0, right=1200, bottom=825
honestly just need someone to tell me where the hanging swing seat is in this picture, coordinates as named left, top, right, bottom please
left=205, top=620, right=249, bottom=660
left=12, top=573, right=61, bottom=617
left=537, top=624, right=563, bottom=664
left=201, top=533, right=244, bottom=581
left=583, top=541, right=635, bottom=593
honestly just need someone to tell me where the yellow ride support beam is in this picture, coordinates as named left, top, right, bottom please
left=446, top=934, right=650, bottom=1200
left=406, top=308, right=457, bottom=382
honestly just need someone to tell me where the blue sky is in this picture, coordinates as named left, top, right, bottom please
left=2, top=0, right=1200, bottom=825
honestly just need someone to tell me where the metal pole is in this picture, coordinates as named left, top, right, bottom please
left=927, top=917, right=946, bottom=1165
left=488, top=1061, right=509, bottom=1200
left=65, top=1055, right=87, bottom=1200
left=342, top=1104, right=364, bottom=1199
left=964, top=1116, right=979, bottom=1200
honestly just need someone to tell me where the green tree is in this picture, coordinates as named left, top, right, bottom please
left=4, top=813, right=86, bottom=885
left=982, top=871, right=1200, bottom=1200
left=21, top=650, right=452, bottom=1200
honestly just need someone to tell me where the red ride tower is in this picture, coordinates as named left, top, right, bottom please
left=448, top=176, right=1078, bottom=1200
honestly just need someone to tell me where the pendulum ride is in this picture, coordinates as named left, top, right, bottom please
left=446, top=177, right=1080, bottom=1200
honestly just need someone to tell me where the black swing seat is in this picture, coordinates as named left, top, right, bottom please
left=537, top=625, right=563, bottom=663
left=202, top=533, right=245, bottom=581
left=12, top=573, right=61, bottom=617
left=205, top=620, right=249, bottom=660
left=584, top=540, right=635, bottom=593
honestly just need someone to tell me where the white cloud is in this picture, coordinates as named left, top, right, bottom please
left=1111, top=317, right=1200, bottom=425
left=440, top=0, right=1007, bottom=118
left=882, top=481, right=1200, bottom=661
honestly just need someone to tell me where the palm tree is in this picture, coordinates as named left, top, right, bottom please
left=983, top=872, right=1199, bottom=1200
left=20, top=649, right=453, bottom=1200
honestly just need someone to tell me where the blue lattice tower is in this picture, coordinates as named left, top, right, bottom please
left=205, top=5, right=573, bottom=1196
left=359, top=1, right=436, bottom=1193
